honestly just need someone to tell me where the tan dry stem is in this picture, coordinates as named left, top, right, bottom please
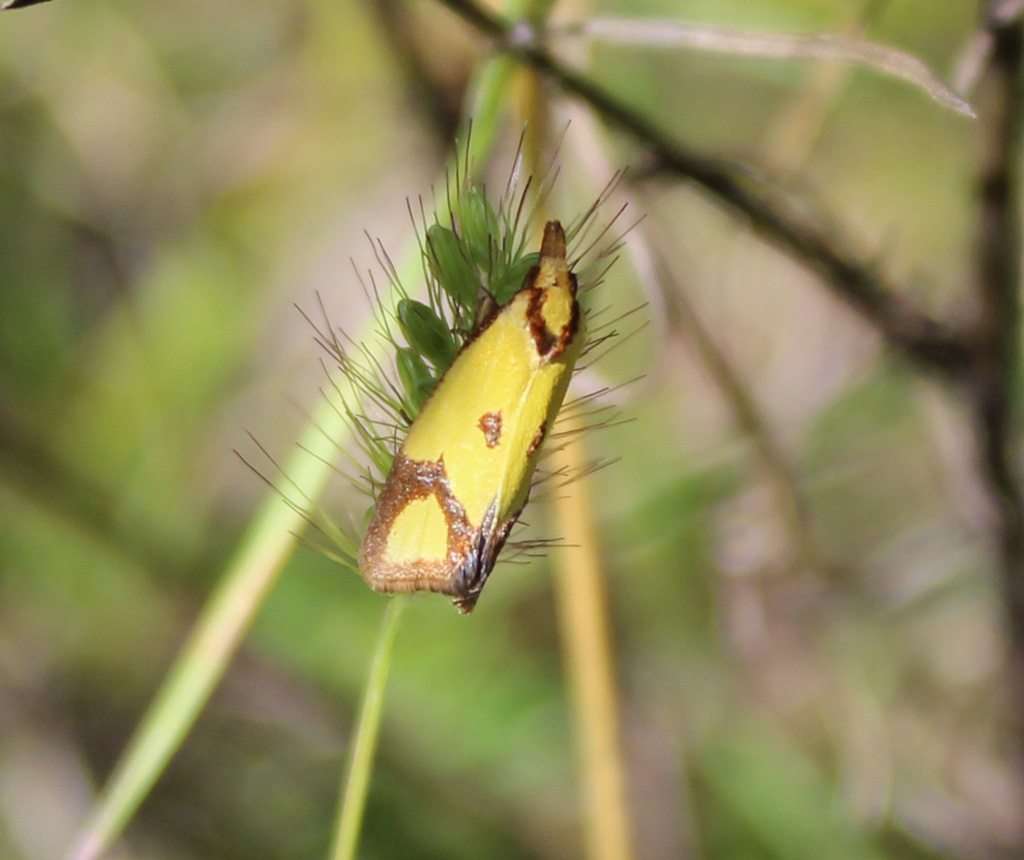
left=550, top=421, right=634, bottom=860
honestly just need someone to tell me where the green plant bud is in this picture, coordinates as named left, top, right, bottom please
left=490, top=251, right=540, bottom=306
left=457, top=186, right=501, bottom=271
left=397, top=299, right=457, bottom=369
left=426, top=224, right=479, bottom=307
left=396, top=347, right=435, bottom=415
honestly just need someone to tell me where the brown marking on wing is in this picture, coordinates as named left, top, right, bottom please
left=359, top=454, right=473, bottom=595
left=358, top=454, right=515, bottom=613
left=527, top=285, right=580, bottom=358
left=527, top=421, right=547, bottom=459
left=478, top=411, right=502, bottom=448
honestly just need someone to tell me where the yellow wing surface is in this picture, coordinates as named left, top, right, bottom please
left=359, top=221, right=583, bottom=612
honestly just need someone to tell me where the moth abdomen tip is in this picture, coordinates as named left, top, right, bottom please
left=540, top=221, right=566, bottom=260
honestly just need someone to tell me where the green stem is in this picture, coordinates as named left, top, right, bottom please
left=329, top=595, right=408, bottom=860
left=65, top=385, right=352, bottom=860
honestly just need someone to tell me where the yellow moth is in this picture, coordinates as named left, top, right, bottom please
left=359, top=220, right=583, bottom=612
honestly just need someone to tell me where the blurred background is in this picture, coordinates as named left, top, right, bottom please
left=0, top=1, right=1015, bottom=859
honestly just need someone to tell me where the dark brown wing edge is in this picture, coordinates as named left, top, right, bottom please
left=450, top=503, right=517, bottom=614
left=2, top=0, right=57, bottom=10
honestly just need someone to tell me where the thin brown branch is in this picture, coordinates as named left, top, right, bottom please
left=434, top=0, right=973, bottom=375
left=1, top=0, right=56, bottom=8
left=650, top=238, right=814, bottom=575
left=971, top=8, right=1024, bottom=762
left=369, top=0, right=463, bottom=152
left=553, top=17, right=973, bottom=117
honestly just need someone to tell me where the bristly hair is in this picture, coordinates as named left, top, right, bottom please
left=245, top=134, right=639, bottom=577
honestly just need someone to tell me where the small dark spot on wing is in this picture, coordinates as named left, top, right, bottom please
left=478, top=411, right=502, bottom=448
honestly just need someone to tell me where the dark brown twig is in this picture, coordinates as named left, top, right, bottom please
left=434, top=0, right=973, bottom=375
left=971, top=6, right=1024, bottom=759
left=438, top=0, right=1024, bottom=828
left=369, top=0, right=464, bottom=153
left=0, top=0, right=56, bottom=8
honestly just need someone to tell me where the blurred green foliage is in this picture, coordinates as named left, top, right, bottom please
left=0, top=1, right=1012, bottom=859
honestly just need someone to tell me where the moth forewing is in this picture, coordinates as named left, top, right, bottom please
left=358, top=220, right=583, bottom=612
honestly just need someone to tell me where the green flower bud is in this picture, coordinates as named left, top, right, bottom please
left=396, top=347, right=436, bottom=415
left=457, top=186, right=501, bottom=271
left=397, top=299, right=457, bottom=370
left=491, top=251, right=539, bottom=306
left=425, top=224, right=479, bottom=307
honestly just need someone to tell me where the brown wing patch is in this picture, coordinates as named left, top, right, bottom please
left=527, top=422, right=547, bottom=459
left=478, top=411, right=502, bottom=448
left=359, top=454, right=473, bottom=594
left=526, top=281, right=581, bottom=359
left=358, top=453, right=515, bottom=613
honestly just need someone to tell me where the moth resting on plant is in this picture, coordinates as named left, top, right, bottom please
left=358, top=220, right=583, bottom=613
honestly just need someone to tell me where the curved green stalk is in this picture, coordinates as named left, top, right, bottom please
left=63, top=45, right=523, bottom=860
left=64, top=309, right=384, bottom=860
left=61, top=0, right=547, bottom=852
left=329, top=596, right=408, bottom=860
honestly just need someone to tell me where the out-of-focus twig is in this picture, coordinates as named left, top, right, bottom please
left=0, top=0, right=56, bottom=9
left=369, top=0, right=463, bottom=153
left=433, top=0, right=974, bottom=376
left=952, top=0, right=1024, bottom=96
left=551, top=17, right=973, bottom=117
left=648, top=238, right=813, bottom=574
left=761, top=0, right=890, bottom=172
left=970, top=7, right=1024, bottom=764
